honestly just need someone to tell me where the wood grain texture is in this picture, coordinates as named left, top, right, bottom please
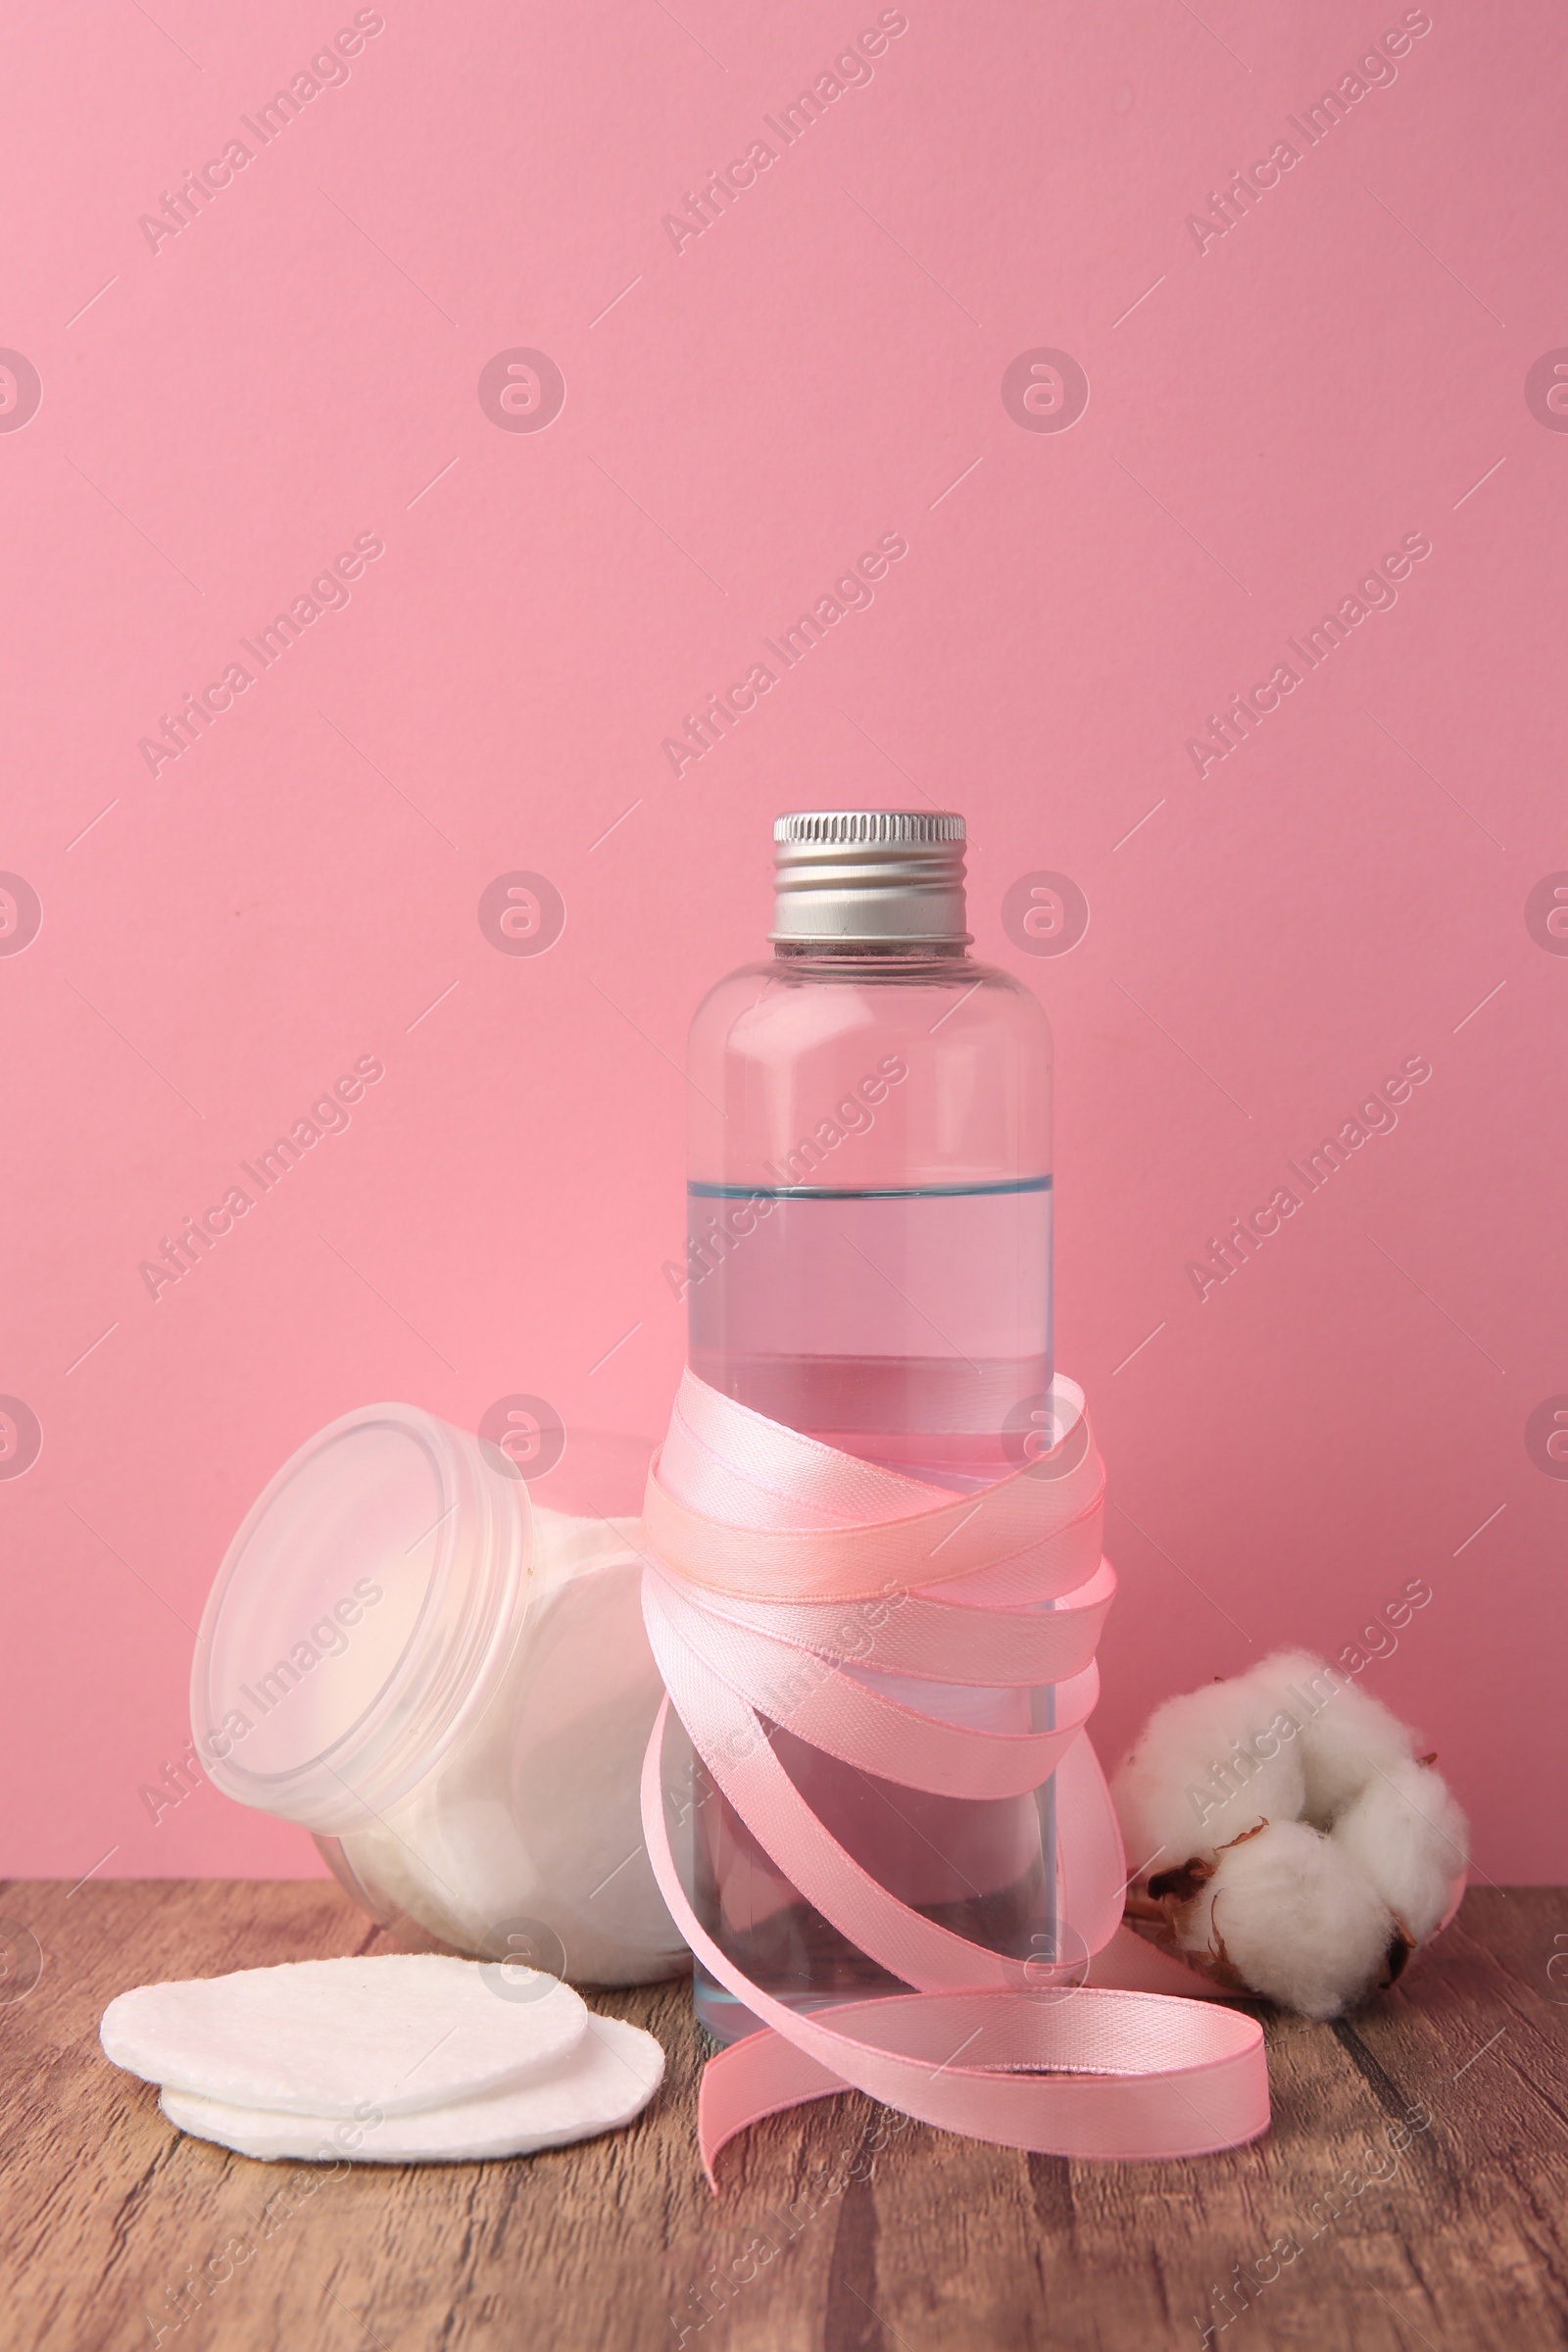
left=1, top=1881, right=1564, bottom=2351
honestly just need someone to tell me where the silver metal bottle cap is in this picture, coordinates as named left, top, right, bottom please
left=770, top=809, right=969, bottom=946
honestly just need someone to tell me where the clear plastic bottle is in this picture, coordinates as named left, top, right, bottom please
left=680, top=810, right=1058, bottom=2041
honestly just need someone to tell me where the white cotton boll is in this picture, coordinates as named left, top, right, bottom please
left=1250, top=1650, right=1416, bottom=1824
left=1331, top=1757, right=1468, bottom=1943
left=1119, top=1656, right=1465, bottom=2013
left=1176, top=1819, right=1397, bottom=2021
left=1112, top=1675, right=1307, bottom=1877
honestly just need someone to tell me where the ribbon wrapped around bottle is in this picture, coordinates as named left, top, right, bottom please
left=638, top=1370, right=1270, bottom=2184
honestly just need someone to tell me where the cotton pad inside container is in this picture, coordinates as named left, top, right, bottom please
left=189, top=1405, right=690, bottom=1988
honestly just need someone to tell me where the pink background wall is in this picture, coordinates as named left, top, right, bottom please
left=4, top=0, right=1564, bottom=1887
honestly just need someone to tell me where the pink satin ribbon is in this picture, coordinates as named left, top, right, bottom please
left=639, top=1371, right=1270, bottom=2183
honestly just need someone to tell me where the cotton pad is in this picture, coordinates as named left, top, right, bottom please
left=157, top=2012, right=664, bottom=2163
left=101, top=1953, right=587, bottom=2118
left=329, top=1519, right=688, bottom=1987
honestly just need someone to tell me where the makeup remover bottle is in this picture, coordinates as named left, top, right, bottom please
left=682, top=809, right=1059, bottom=2038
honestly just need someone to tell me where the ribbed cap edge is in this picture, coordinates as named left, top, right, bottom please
left=774, top=809, right=964, bottom=847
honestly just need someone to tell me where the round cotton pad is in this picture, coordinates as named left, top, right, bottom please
left=101, top=1954, right=587, bottom=2118
left=158, top=2013, right=665, bottom=2163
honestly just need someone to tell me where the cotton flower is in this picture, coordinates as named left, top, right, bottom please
left=1174, top=1820, right=1399, bottom=2020
left=1331, top=1754, right=1469, bottom=1944
left=1251, top=1648, right=1418, bottom=1821
left=1112, top=1652, right=1467, bottom=2019
left=1113, top=1676, right=1306, bottom=1874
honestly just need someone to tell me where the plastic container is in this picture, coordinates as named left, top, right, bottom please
left=191, top=1403, right=689, bottom=1987
left=678, top=808, right=1059, bottom=2039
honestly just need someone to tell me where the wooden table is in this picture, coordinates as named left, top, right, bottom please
left=2, top=1881, right=1563, bottom=2350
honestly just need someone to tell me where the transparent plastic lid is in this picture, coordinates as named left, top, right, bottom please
left=191, top=1404, right=531, bottom=1835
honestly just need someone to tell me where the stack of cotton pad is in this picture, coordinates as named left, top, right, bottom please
left=100, top=1953, right=664, bottom=2163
